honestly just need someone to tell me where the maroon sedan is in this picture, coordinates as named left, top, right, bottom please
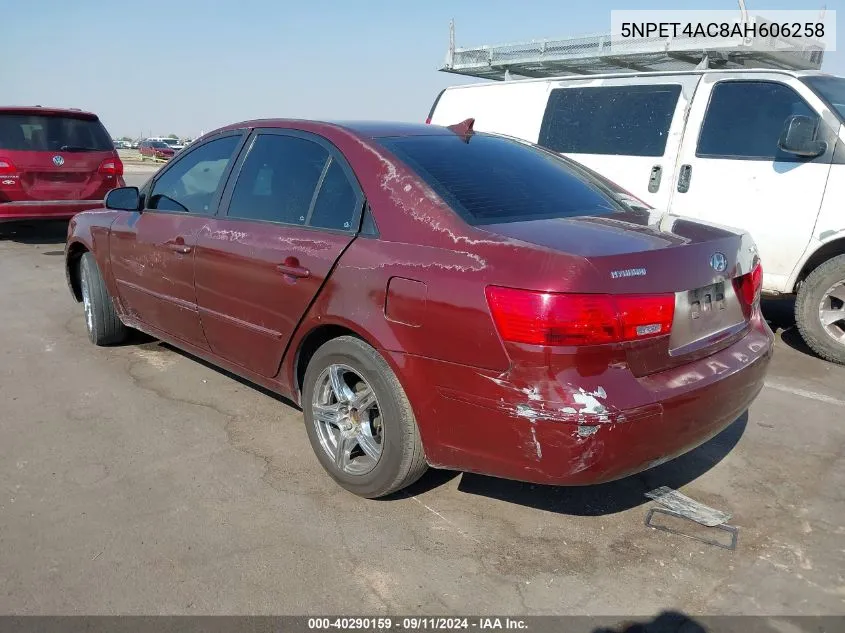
left=65, top=119, right=773, bottom=498
left=138, top=140, right=175, bottom=161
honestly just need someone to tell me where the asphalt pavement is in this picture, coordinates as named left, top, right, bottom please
left=0, top=209, right=843, bottom=615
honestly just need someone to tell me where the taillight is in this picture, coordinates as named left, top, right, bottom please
left=732, top=262, right=763, bottom=317
left=98, top=158, right=124, bottom=177
left=0, top=157, right=16, bottom=175
left=425, top=116, right=432, bottom=124
left=485, top=286, right=675, bottom=347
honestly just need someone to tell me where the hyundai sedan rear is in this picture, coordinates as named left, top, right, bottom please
left=65, top=119, right=773, bottom=498
left=0, top=106, right=124, bottom=222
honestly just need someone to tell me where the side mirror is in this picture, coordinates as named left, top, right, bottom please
left=105, top=186, right=141, bottom=211
left=778, top=115, right=827, bottom=158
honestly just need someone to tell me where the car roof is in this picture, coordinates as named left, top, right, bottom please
left=0, top=106, right=99, bottom=119
left=215, top=119, right=452, bottom=139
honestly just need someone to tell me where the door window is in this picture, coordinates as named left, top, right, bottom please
left=148, top=135, right=241, bottom=213
left=308, top=159, right=358, bottom=230
left=697, top=81, right=818, bottom=160
left=227, top=134, right=359, bottom=231
left=539, top=84, right=682, bottom=157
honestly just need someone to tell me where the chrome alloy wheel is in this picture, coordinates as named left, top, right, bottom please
left=311, top=364, right=383, bottom=475
left=81, top=270, right=93, bottom=333
left=819, top=280, right=845, bottom=346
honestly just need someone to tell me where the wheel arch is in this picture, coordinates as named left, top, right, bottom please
left=791, top=237, right=845, bottom=293
left=65, top=240, right=90, bottom=302
left=290, top=322, right=371, bottom=407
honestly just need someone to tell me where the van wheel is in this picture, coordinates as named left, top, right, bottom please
left=80, top=252, right=128, bottom=346
left=795, top=254, right=845, bottom=365
left=302, top=336, right=427, bottom=498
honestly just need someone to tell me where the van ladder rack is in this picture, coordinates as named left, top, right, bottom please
left=440, top=19, right=825, bottom=81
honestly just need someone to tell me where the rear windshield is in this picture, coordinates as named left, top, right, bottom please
left=0, top=113, right=113, bottom=152
left=378, top=133, right=620, bottom=224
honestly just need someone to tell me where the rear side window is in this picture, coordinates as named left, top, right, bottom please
left=0, top=114, right=113, bottom=152
left=697, top=81, right=817, bottom=160
left=380, top=134, right=620, bottom=225
left=227, top=135, right=329, bottom=225
left=227, top=134, right=360, bottom=231
left=309, top=159, right=358, bottom=230
left=539, top=85, right=681, bottom=157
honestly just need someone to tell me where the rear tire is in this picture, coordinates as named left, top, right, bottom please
left=79, top=252, right=128, bottom=346
left=302, top=336, right=427, bottom=498
left=795, top=254, right=845, bottom=365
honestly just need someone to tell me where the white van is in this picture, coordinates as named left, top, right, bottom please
left=428, top=69, right=845, bottom=364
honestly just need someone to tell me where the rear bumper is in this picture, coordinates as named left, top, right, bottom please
left=392, top=315, right=774, bottom=486
left=0, top=200, right=105, bottom=222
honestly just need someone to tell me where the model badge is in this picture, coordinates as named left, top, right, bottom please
left=610, top=267, right=647, bottom=279
left=52, top=155, right=65, bottom=167
left=710, top=252, right=728, bottom=272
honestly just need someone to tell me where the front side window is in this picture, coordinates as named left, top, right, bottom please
left=697, top=81, right=818, bottom=160
left=380, top=133, right=620, bottom=225
left=227, top=134, right=358, bottom=230
left=539, top=84, right=682, bottom=157
left=802, top=75, right=845, bottom=122
left=148, top=135, right=241, bottom=213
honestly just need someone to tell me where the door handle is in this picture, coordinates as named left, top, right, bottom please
left=165, top=237, right=192, bottom=254
left=648, top=165, right=662, bottom=193
left=277, top=256, right=310, bottom=279
left=677, top=164, right=692, bottom=193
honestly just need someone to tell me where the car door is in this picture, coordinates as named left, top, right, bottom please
left=194, top=129, right=364, bottom=377
left=108, top=132, right=245, bottom=348
left=536, top=76, right=701, bottom=209
left=668, top=75, right=836, bottom=292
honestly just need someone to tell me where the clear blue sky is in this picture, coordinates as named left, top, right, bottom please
left=3, top=0, right=841, bottom=138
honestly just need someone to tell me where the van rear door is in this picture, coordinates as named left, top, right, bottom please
left=536, top=75, right=701, bottom=210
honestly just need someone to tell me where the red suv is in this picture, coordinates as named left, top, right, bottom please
left=0, top=106, right=124, bottom=222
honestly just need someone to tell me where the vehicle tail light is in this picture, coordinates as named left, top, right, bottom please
left=0, top=157, right=17, bottom=175
left=732, top=262, right=763, bottom=317
left=425, top=116, right=432, bottom=124
left=485, top=286, right=675, bottom=346
left=98, top=158, right=124, bottom=177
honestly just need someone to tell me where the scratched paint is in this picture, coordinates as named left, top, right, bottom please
left=483, top=370, right=623, bottom=425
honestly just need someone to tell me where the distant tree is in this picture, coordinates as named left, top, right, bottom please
left=167, top=133, right=179, bottom=139
left=120, top=136, right=133, bottom=142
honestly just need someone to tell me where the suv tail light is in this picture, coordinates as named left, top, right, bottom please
left=0, top=157, right=17, bottom=175
left=485, top=286, right=675, bottom=346
left=98, top=158, right=124, bottom=177
left=732, top=262, right=763, bottom=318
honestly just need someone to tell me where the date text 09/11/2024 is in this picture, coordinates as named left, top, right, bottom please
left=307, top=617, right=528, bottom=630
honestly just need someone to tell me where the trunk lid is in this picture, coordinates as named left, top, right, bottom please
left=482, top=212, right=761, bottom=376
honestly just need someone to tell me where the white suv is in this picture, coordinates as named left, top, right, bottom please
left=428, top=69, right=845, bottom=364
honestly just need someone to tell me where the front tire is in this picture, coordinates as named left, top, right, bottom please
left=80, top=252, right=128, bottom=346
left=795, top=254, right=845, bottom=365
left=302, top=336, right=427, bottom=498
